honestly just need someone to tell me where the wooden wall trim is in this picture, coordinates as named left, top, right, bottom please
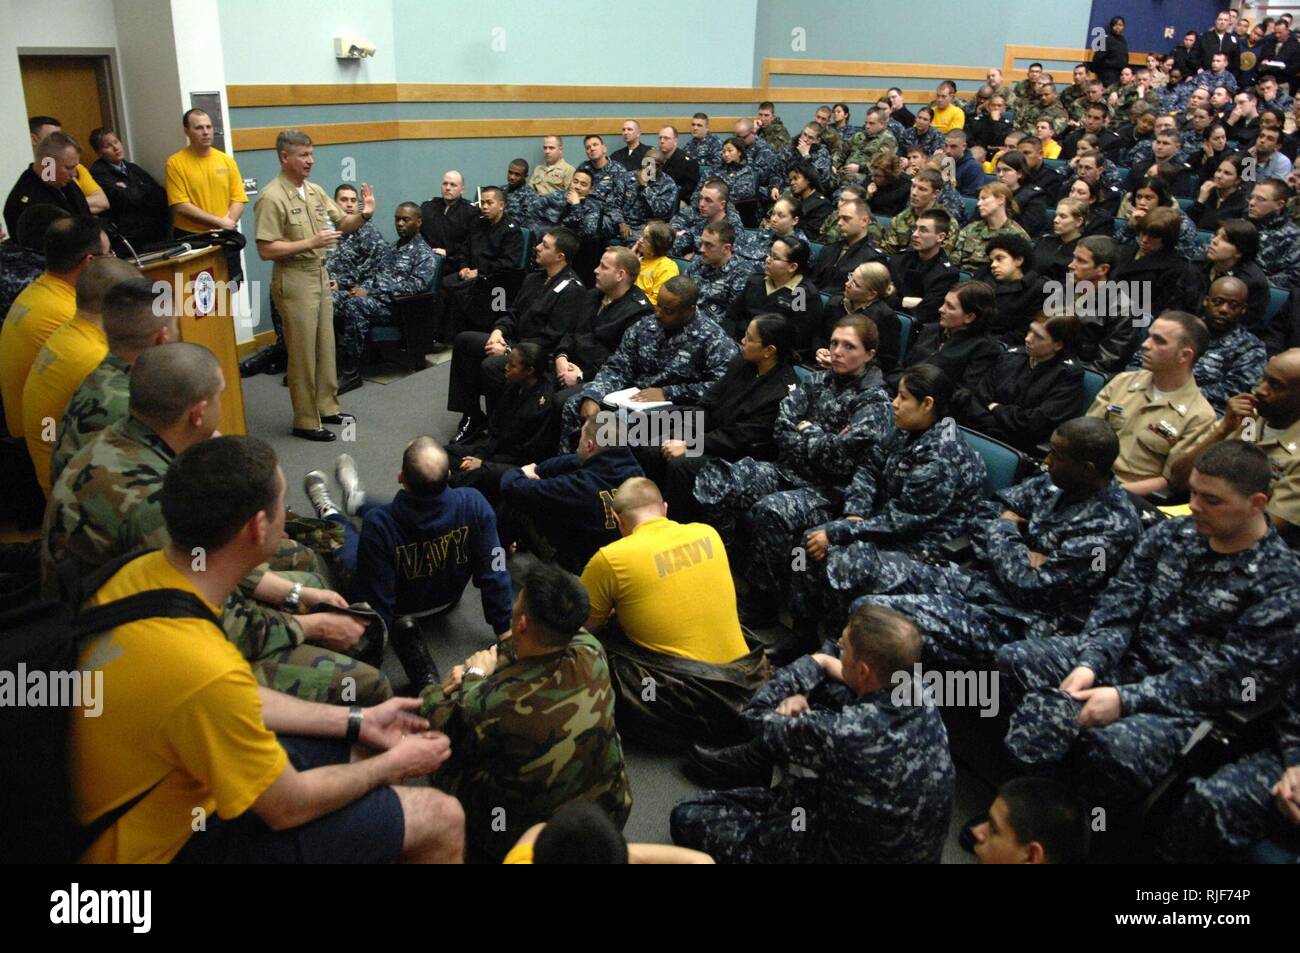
left=231, top=116, right=746, bottom=151
left=763, top=58, right=989, bottom=82
left=229, top=82, right=757, bottom=107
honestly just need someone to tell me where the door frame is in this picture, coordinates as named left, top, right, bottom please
left=17, top=47, right=129, bottom=154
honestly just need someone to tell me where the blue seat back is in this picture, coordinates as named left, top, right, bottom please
left=1265, top=286, right=1289, bottom=325
left=1081, top=368, right=1107, bottom=408
left=896, top=312, right=914, bottom=365
left=960, top=426, right=1024, bottom=495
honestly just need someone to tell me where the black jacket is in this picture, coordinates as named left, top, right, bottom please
left=1060, top=126, right=1121, bottom=163
left=1012, top=183, right=1050, bottom=236
left=810, top=234, right=888, bottom=292
left=724, top=273, right=826, bottom=355
left=1025, top=164, right=1063, bottom=204
left=492, top=266, right=587, bottom=357
left=610, top=143, right=652, bottom=172
left=1092, top=29, right=1129, bottom=86
left=556, top=286, right=654, bottom=375
left=464, top=215, right=524, bottom=276
left=902, top=324, right=1002, bottom=391
left=3, top=166, right=90, bottom=237
left=796, top=192, right=833, bottom=237
left=820, top=297, right=903, bottom=373
left=458, top=375, right=557, bottom=465
left=419, top=197, right=478, bottom=271
left=969, top=114, right=1013, bottom=150
left=1030, top=234, right=1079, bottom=284
left=89, top=158, right=168, bottom=248
left=1192, top=30, right=1242, bottom=73
left=696, top=355, right=801, bottom=460
left=1114, top=246, right=1197, bottom=319
left=1187, top=187, right=1248, bottom=234
left=870, top=174, right=911, bottom=216
left=1125, top=161, right=1194, bottom=199
left=1255, top=36, right=1300, bottom=86
left=887, top=249, right=960, bottom=324
left=955, top=349, right=1085, bottom=453
left=661, top=148, right=700, bottom=205
left=1187, top=146, right=1234, bottom=186
left=974, top=268, right=1048, bottom=344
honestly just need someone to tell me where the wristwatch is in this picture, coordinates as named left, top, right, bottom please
left=464, top=666, right=487, bottom=680
left=282, top=581, right=303, bottom=613
left=345, top=705, right=363, bottom=743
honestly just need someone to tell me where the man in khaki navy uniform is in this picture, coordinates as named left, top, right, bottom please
left=255, top=129, right=376, bottom=441
left=1171, top=349, right=1300, bottom=543
left=1086, top=312, right=1217, bottom=498
left=529, top=136, right=575, bottom=196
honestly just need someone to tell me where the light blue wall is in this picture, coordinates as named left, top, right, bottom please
left=391, top=0, right=758, bottom=86
left=223, top=0, right=1096, bottom=334
left=753, top=0, right=1093, bottom=69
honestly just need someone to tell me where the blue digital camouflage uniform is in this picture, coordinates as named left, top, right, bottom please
left=559, top=312, right=739, bottom=447
left=1113, top=210, right=1201, bottom=260
left=577, top=159, right=634, bottom=207
left=1179, top=129, right=1204, bottom=163
left=1060, top=159, right=1125, bottom=195
left=937, top=182, right=968, bottom=226
left=997, top=517, right=1300, bottom=806
left=898, top=125, right=946, bottom=157
left=554, top=193, right=624, bottom=243
left=620, top=173, right=678, bottom=229
left=1252, top=212, right=1300, bottom=288
left=328, top=220, right=386, bottom=292
left=1163, top=673, right=1300, bottom=862
left=684, top=133, right=724, bottom=177
left=1193, top=325, right=1266, bottom=413
left=850, top=475, right=1143, bottom=669
left=1124, top=137, right=1156, bottom=171
left=49, top=351, right=129, bottom=488
left=744, top=136, right=785, bottom=194
left=669, top=203, right=747, bottom=257
left=786, top=418, right=989, bottom=632
left=505, top=182, right=545, bottom=232
left=0, top=240, right=43, bottom=323
left=778, top=143, right=834, bottom=190
left=333, top=233, right=437, bottom=363
left=670, top=658, right=954, bottom=864
left=682, top=252, right=751, bottom=324
left=690, top=162, right=757, bottom=206
left=694, top=365, right=895, bottom=543
left=1194, top=70, right=1238, bottom=94
left=739, top=225, right=811, bottom=271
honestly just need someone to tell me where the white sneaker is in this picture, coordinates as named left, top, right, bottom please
left=335, top=453, right=367, bottom=516
left=304, top=470, right=340, bottom=519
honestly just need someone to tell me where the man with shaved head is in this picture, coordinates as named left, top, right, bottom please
left=420, top=170, right=476, bottom=274
left=610, top=120, right=651, bottom=172
left=1187, top=275, right=1266, bottom=413
left=579, top=476, right=763, bottom=749
left=349, top=435, right=514, bottom=690
left=1171, top=349, right=1300, bottom=543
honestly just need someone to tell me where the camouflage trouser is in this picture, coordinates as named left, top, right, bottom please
left=746, top=486, right=838, bottom=603
left=227, top=515, right=390, bottom=705
left=789, top=541, right=946, bottom=639
left=251, top=642, right=392, bottom=705
left=334, top=294, right=396, bottom=364
left=693, top=458, right=812, bottom=544
left=997, top=634, right=1198, bottom=805
left=1164, top=749, right=1291, bottom=862
left=671, top=787, right=812, bottom=864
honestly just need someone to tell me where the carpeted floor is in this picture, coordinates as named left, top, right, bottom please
left=241, top=352, right=987, bottom=860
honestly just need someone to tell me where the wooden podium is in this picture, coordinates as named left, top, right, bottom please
left=140, top=245, right=248, bottom=436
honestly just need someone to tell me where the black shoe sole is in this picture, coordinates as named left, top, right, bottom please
left=291, top=428, right=337, bottom=442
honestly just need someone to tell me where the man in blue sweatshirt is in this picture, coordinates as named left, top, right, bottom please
left=350, top=436, right=513, bottom=690
left=499, top=413, right=644, bottom=574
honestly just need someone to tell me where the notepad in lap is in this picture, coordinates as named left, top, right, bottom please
left=602, top=387, right=673, bottom=412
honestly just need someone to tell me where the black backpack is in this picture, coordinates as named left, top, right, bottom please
left=0, top=550, right=220, bottom=863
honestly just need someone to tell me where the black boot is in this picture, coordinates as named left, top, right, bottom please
left=337, top=351, right=364, bottom=395
left=685, top=738, right=772, bottom=789
left=391, top=617, right=440, bottom=694
left=239, top=344, right=286, bottom=378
